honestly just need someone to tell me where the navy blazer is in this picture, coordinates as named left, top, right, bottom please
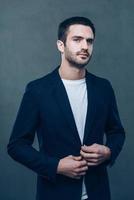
left=7, top=66, right=125, bottom=200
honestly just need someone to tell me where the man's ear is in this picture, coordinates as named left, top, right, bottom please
left=57, top=40, right=64, bottom=53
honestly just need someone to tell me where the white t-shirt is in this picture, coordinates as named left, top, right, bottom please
left=62, top=78, right=88, bottom=200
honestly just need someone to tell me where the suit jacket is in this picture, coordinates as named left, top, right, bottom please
left=7, top=66, right=125, bottom=200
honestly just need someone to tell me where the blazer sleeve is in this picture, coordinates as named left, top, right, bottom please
left=7, top=83, right=60, bottom=183
left=104, top=81, right=125, bottom=167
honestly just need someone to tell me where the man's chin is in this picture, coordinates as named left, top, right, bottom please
left=74, top=60, right=90, bottom=69
left=72, top=63, right=87, bottom=69
left=68, top=57, right=91, bottom=69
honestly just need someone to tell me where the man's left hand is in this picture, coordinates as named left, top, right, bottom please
left=80, top=143, right=111, bottom=166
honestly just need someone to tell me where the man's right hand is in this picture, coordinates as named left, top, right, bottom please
left=57, top=155, right=88, bottom=179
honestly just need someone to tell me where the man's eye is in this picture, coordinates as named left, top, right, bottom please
left=73, top=38, right=81, bottom=42
left=87, top=39, right=94, bottom=44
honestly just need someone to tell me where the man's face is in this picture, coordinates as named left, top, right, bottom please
left=63, top=24, right=94, bottom=69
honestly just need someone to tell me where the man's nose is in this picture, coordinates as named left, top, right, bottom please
left=81, top=40, right=88, bottom=50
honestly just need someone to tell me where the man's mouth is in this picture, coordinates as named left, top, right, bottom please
left=78, top=53, right=89, bottom=57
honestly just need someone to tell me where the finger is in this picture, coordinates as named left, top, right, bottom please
left=68, top=155, right=73, bottom=158
left=81, top=144, right=103, bottom=154
left=75, top=166, right=88, bottom=173
left=81, top=145, right=94, bottom=153
left=72, top=156, right=82, bottom=161
left=87, top=160, right=103, bottom=166
left=80, top=151, right=103, bottom=159
left=87, top=162, right=99, bottom=166
left=73, top=173, right=81, bottom=179
left=79, top=160, right=88, bottom=167
left=86, top=158, right=103, bottom=164
left=90, top=144, right=106, bottom=154
left=78, top=171, right=86, bottom=176
left=84, top=155, right=104, bottom=163
left=80, top=150, right=95, bottom=158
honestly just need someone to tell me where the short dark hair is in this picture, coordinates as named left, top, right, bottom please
left=58, top=16, right=95, bottom=44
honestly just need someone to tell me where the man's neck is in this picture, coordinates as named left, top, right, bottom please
left=59, top=64, right=86, bottom=80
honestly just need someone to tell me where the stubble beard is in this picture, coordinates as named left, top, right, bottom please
left=64, top=46, right=92, bottom=69
left=66, top=53, right=91, bottom=69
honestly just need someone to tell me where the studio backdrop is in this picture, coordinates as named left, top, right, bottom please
left=0, top=0, right=133, bottom=199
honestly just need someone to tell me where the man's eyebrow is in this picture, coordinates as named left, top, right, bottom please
left=72, top=36, right=84, bottom=39
left=72, top=36, right=83, bottom=38
left=72, top=36, right=94, bottom=40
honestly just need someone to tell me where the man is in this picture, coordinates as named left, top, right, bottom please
left=7, top=16, right=125, bottom=200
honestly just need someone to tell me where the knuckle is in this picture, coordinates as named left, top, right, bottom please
left=95, top=159, right=98, bottom=163
left=80, top=150, right=83, bottom=154
left=82, top=161, right=86, bottom=165
left=82, top=166, right=87, bottom=171
left=81, top=161, right=85, bottom=166
left=84, top=160, right=87, bottom=164
left=75, top=162, right=79, bottom=168
left=73, top=164, right=76, bottom=170
left=80, top=173, right=85, bottom=176
left=75, top=168, right=79, bottom=173
left=95, top=154, right=99, bottom=159
left=77, top=163, right=81, bottom=168
left=83, top=160, right=87, bottom=165
left=96, top=149, right=99, bottom=154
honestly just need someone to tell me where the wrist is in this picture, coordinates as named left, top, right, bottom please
left=105, top=146, right=111, bottom=160
left=57, top=159, right=64, bottom=174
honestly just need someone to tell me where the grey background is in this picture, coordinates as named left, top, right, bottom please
left=0, top=0, right=133, bottom=199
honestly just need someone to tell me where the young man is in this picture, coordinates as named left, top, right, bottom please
left=7, top=16, right=125, bottom=200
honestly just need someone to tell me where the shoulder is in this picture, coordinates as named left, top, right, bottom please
left=86, top=72, right=117, bottom=104
left=25, top=67, right=58, bottom=92
left=86, top=71, right=115, bottom=99
left=87, top=71, right=112, bottom=88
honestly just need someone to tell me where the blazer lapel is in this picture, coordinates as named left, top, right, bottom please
left=51, top=67, right=81, bottom=145
left=83, top=71, right=96, bottom=144
left=51, top=67, right=96, bottom=146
